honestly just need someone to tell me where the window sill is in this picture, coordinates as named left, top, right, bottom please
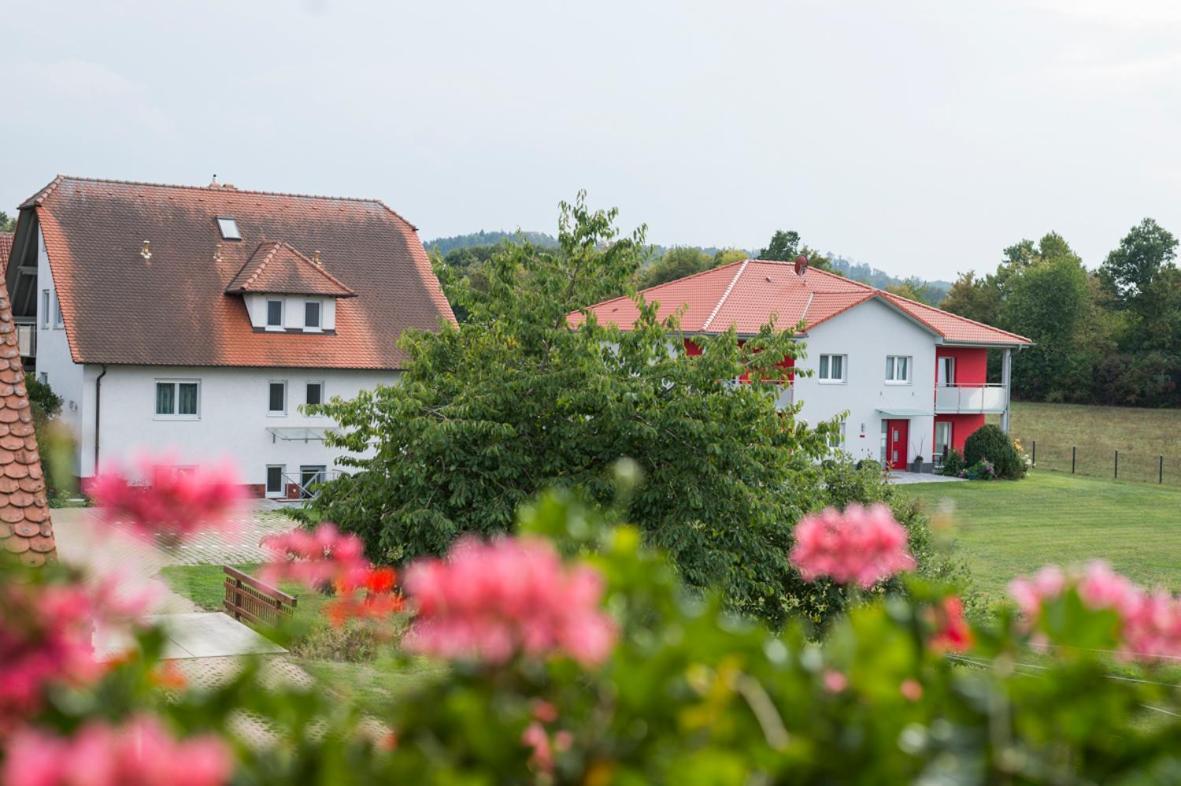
left=884, top=381, right=912, bottom=386
left=817, top=379, right=847, bottom=385
left=267, top=412, right=287, bottom=418
left=153, top=415, right=200, bottom=422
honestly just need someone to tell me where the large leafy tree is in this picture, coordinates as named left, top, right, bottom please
left=758, top=229, right=834, bottom=270
left=0, top=211, right=15, bottom=232
left=309, top=194, right=864, bottom=625
left=636, top=246, right=713, bottom=288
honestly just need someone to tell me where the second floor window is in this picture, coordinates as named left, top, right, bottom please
left=268, top=381, right=287, bottom=415
left=885, top=355, right=911, bottom=384
left=266, top=300, right=283, bottom=327
left=156, top=380, right=199, bottom=417
left=41, top=290, right=50, bottom=329
left=305, top=301, right=321, bottom=329
left=306, top=381, right=323, bottom=406
left=818, top=354, right=847, bottom=383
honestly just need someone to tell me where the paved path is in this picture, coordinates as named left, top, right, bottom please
left=888, top=470, right=967, bottom=485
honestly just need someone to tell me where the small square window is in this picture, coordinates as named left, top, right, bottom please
left=216, top=217, right=240, bottom=240
left=306, top=382, right=323, bottom=406
left=266, top=299, right=283, bottom=327
left=268, top=381, right=287, bottom=414
left=305, top=301, right=321, bottom=329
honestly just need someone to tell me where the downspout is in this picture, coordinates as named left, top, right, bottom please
left=93, top=365, right=107, bottom=473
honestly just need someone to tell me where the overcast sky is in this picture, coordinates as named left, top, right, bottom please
left=3, top=0, right=1180, bottom=280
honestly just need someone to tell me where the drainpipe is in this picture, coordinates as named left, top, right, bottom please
left=1000, top=349, right=1012, bottom=434
left=93, top=365, right=107, bottom=473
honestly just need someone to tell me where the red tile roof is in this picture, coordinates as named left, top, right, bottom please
left=0, top=233, right=12, bottom=277
left=0, top=276, right=55, bottom=566
left=572, top=259, right=1031, bottom=347
left=226, top=241, right=356, bottom=298
left=18, top=176, right=456, bottom=369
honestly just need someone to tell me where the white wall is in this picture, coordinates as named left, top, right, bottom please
left=244, top=294, right=336, bottom=332
left=788, top=299, right=936, bottom=464
left=85, top=365, right=399, bottom=486
left=32, top=226, right=86, bottom=470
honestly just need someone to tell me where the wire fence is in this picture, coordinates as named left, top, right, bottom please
left=1022, top=439, right=1181, bottom=487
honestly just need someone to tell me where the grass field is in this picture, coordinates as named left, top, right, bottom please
left=899, top=471, right=1181, bottom=601
left=995, top=401, right=1181, bottom=485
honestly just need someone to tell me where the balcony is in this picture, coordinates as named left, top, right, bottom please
left=934, top=384, right=1008, bottom=414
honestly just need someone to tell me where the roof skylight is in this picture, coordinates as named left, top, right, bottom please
left=216, top=217, right=241, bottom=240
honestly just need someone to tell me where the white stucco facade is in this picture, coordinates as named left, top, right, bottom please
left=782, top=299, right=938, bottom=466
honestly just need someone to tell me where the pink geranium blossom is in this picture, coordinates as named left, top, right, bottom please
left=86, top=456, right=244, bottom=548
left=1009, top=561, right=1181, bottom=663
left=2, top=715, right=232, bottom=786
left=789, top=504, right=916, bottom=588
left=403, top=536, right=617, bottom=667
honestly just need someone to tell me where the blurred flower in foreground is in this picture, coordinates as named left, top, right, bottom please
left=85, top=457, right=244, bottom=550
left=2, top=715, right=231, bottom=786
left=790, top=504, right=916, bottom=588
left=403, top=536, right=616, bottom=666
left=1010, top=560, right=1181, bottom=663
left=927, top=596, right=972, bottom=654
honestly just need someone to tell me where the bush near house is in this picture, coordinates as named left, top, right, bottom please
left=940, top=448, right=966, bottom=477
left=964, top=424, right=1026, bottom=479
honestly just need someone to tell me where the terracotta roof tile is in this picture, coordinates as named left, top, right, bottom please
left=0, top=273, right=54, bottom=566
left=18, top=176, right=456, bottom=370
left=574, top=259, right=1031, bottom=347
left=0, top=233, right=12, bottom=277
left=226, top=241, right=357, bottom=298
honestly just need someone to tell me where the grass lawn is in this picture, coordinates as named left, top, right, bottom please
left=994, top=401, right=1181, bottom=485
left=899, top=471, right=1181, bottom=601
left=160, top=563, right=439, bottom=715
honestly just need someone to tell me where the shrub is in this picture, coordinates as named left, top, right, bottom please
left=963, top=424, right=1025, bottom=479
left=963, top=458, right=996, bottom=480
left=940, top=449, right=965, bottom=477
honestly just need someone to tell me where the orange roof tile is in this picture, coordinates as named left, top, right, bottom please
left=226, top=241, right=357, bottom=298
left=0, top=275, right=54, bottom=566
left=0, top=233, right=12, bottom=277
left=573, top=259, right=1031, bottom=347
left=14, top=176, right=455, bottom=370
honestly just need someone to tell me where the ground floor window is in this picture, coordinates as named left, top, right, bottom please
left=299, top=465, right=327, bottom=499
left=880, top=421, right=888, bottom=464
left=266, top=465, right=285, bottom=497
left=935, top=421, right=952, bottom=466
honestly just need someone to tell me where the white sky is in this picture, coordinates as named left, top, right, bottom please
left=3, top=0, right=1180, bottom=279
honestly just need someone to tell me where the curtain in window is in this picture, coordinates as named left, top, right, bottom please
left=156, top=383, right=175, bottom=415
left=178, top=383, right=198, bottom=415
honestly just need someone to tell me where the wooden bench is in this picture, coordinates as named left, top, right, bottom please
left=223, top=566, right=298, bottom=627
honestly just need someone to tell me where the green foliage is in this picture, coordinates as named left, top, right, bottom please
left=305, top=194, right=900, bottom=626
left=940, top=448, right=965, bottom=477
left=26, top=372, right=62, bottom=424
left=0, top=210, right=15, bottom=232
left=757, top=228, right=833, bottom=271
left=636, top=245, right=713, bottom=288
left=963, top=424, right=1025, bottom=480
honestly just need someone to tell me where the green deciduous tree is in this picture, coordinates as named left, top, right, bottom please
left=636, top=246, right=713, bottom=288
left=305, top=194, right=920, bottom=625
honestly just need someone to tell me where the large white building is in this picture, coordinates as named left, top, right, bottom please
left=4, top=176, right=455, bottom=496
left=576, top=258, right=1032, bottom=471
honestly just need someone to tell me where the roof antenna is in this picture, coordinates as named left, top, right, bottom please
left=209, top=174, right=219, bottom=188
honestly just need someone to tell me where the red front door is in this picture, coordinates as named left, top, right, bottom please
left=887, top=419, right=909, bottom=470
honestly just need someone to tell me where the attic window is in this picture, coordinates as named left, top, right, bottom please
left=216, top=217, right=240, bottom=240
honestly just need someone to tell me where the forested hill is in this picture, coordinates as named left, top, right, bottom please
left=425, top=231, right=949, bottom=300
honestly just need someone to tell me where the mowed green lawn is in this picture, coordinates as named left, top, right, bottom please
left=899, top=471, right=1181, bottom=600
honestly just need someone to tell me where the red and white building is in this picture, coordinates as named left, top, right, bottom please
left=576, top=258, right=1031, bottom=471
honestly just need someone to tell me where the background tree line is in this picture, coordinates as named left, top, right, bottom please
left=941, top=218, right=1181, bottom=407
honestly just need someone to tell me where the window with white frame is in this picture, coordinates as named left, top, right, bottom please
left=268, top=381, right=287, bottom=415
left=266, top=299, right=284, bottom=328
left=265, top=465, right=285, bottom=497
left=305, top=381, right=323, bottom=407
left=54, top=295, right=64, bottom=329
left=935, top=421, right=952, bottom=466
left=827, top=418, right=847, bottom=451
left=40, top=290, right=50, bottom=329
left=818, top=354, right=847, bottom=383
left=885, top=355, right=911, bottom=384
left=938, top=356, right=956, bottom=387
left=304, top=300, right=321, bottom=329
left=155, top=380, right=200, bottom=417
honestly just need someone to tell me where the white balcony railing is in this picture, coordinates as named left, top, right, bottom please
left=934, top=384, right=1008, bottom=414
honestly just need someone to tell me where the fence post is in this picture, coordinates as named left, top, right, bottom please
left=1032, top=440, right=1036, bottom=466
left=1072, top=446, right=1076, bottom=474
left=1114, top=450, right=1119, bottom=480
left=1160, top=455, right=1164, bottom=484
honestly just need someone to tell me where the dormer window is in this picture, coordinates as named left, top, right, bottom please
left=216, top=217, right=241, bottom=240
left=305, top=301, right=321, bottom=329
left=266, top=299, right=283, bottom=327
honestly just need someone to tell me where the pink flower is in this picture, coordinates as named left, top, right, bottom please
left=2, top=715, right=232, bottom=786
left=86, top=456, right=244, bottom=548
left=900, top=678, right=923, bottom=702
left=789, top=504, right=916, bottom=588
left=521, top=722, right=553, bottom=773
left=822, top=670, right=848, bottom=694
left=928, top=596, right=973, bottom=654
left=403, top=536, right=617, bottom=667
left=260, top=523, right=371, bottom=592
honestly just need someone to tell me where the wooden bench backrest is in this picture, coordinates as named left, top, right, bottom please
left=223, top=565, right=298, bottom=627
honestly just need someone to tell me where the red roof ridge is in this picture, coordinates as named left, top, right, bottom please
left=21, top=174, right=399, bottom=213
left=701, top=259, right=749, bottom=331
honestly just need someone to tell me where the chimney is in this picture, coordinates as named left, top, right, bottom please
left=793, top=254, right=809, bottom=277
left=209, top=174, right=219, bottom=188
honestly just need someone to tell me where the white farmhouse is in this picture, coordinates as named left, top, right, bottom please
left=4, top=176, right=455, bottom=496
left=576, top=257, right=1032, bottom=471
